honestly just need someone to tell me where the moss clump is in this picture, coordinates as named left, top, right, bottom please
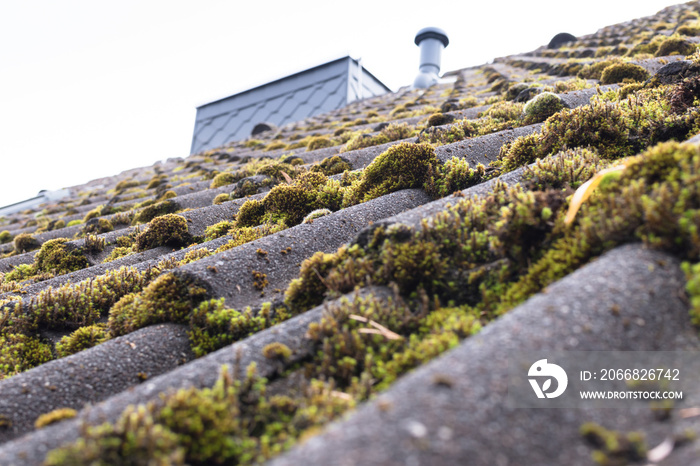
left=108, top=273, right=208, bottom=336
left=13, top=233, right=40, bottom=253
left=210, top=172, right=236, bottom=189
left=655, top=36, right=696, bottom=57
left=498, top=84, right=696, bottom=172
left=677, top=24, right=700, bottom=36
left=188, top=299, right=275, bottom=357
left=577, top=59, right=621, bottom=80
left=47, top=364, right=353, bottom=465
left=35, top=238, right=88, bottom=275
left=135, top=214, right=192, bottom=251
left=0, top=334, right=52, bottom=379
left=353, top=142, right=438, bottom=201
left=132, top=200, right=179, bottom=224
left=302, top=209, right=332, bottom=224
left=55, top=324, right=108, bottom=358
left=262, top=342, right=292, bottom=360
left=580, top=422, right=646, bottom=464
left=82, top=208, right=102, bottom=223
left=424, top=157, right=486, bottom=198
left=310, top=155, right=351, bottom=176
left=82, top=218, right=114, bottom=235
left=214, top=224, right=285, bottom=253
left=426, top=113, right=455, bottom=127
left=341, top=123, right=414, bottom=153
left=522, top=148, right=607, bottom=191
left=102, top=246, right=134, bottom=263
left=264, top=142, right=288, bottom=152
left=204, top=221, right=234, bottom=242
left=523, top=92, right=566, bottom=124
left=306, top=136, right=335, bottom=151
left=0, top=231, right=12, bottom=244
left=235, top=199, right=267, bottom=228
left=599, top=63, right=649, bottom=84
left=212, top=193, right=230, bottom=205
left=114, top=180, right=139, bottom=192
left=44, top=405, right=185, bottom=465
left=4, top=264, right=37, bottom=283
left=35, top=408, right=78, bottom=429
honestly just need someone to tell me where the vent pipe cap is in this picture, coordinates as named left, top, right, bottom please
left=415, top=27, right=449, bottom=47
left=413, top=27, right=449, bottom=89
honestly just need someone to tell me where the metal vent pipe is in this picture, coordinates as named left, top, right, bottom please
left=413, top=27, right=449, bottom=89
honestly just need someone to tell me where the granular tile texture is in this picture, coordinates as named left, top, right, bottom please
left=3, top=2, right=700, bottom=465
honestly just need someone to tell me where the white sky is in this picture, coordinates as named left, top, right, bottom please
left=0, top=0, right=684, bottom=207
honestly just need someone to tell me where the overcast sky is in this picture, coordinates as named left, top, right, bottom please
left=0, top=0, right=683, bottom=208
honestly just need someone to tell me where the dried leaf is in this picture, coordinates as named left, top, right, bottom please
left=647, top=437, right=674, bottom=463
left=330, top=390, right=353, bottom=401
left=280, top=170, right=293, bottom=184
left=564, top=165, right=626, bottom=225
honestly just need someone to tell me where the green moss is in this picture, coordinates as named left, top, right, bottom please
left=55, top=324, right=108, bottom=358
left=353, top=142, right=438, bottom=202
left=482, top=101, right=524, bottom=121
left=188, top=299, right=273, bottom=357
left=655, top=36, right=696, bottom=57
left=302, top=209, right=332, bottom=224
left=580, top=422, right=646, bottom=464
left=102, top=246, right=134, bottom=263
left=424, top=156, right=486, bottom=198
left=107, top=273, right=208, bottom=337
left=310, top=155, right=351, bottom=176
left=4, top=264, right=37, bottom=283
left=522, top=148, right=607, bottom=191
left=212, top=193, right=230, bottom=205
left=35, top=238, right=89, bottom=275
left=0, top=334, right=52, bottom=380
left=135, top=214, right=192, bottom=251
left=204, top=221, right=234, bottom=241
left=114, top=180, right=139, bottom=192
left=498, top=88, right=684, bottom=172
left=66, top=220, right=83, bottom=227
left=132, top=200, right=179, bottom=224
left=29, top=265, right=161, bottom=331
left=677, top=25, right=700, bottom=36
left=13, top=233, right=40, bottom=253
left=262, top=342, right=292, bottom=360
left=264, top=142, right=288, bottom=152
left=235, top=199, right=266, bottom=228
left=82, top=218, right=114, bottom=235
left=0, top=231, right=12, bottom=244
left=599, top=63, right=649, bottom=84
left=306, top=136, right=335, bottom=151
left=44, top=405, right=185, bottom=465
left=523, top=92, right=566, bottom=124
left=35, top=408, right=78, bottom=429
left=426, top=113, right=455, bottom=127
left=577, top=58, right=622, bottom=80
left=341, top=123, right=413, bottom=153
left=82, top=207, right=102, bottom=223
left=210, top=172, right=236, bottom=189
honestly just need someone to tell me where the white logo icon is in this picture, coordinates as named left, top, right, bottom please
left=528, top=359, right=568, bottom=399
